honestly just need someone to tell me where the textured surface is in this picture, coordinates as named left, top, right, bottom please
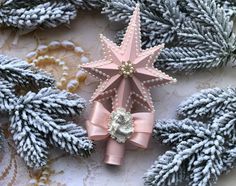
left=0, top=10, right=235, bottom=186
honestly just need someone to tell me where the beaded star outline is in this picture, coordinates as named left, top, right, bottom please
left=81, top=5, right=176, bottom=112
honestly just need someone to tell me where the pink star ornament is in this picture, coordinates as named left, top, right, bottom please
left=81, top=4, right=176, bottom=165
left=81, top=5, right=176, bottom=112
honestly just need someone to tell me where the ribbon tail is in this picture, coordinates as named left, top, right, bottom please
left=104, top=138, right=125, bottom=165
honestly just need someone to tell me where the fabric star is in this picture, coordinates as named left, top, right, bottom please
left=81, top=5, right=176, bottom=111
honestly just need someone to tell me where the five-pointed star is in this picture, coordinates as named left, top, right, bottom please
left=81, top=5, right=176, bottom=111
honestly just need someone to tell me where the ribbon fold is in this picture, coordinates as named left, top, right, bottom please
left=86, top=101, right=154, bottom=165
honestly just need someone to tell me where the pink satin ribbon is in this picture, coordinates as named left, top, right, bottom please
left=86, top=101, right=154, bottom=165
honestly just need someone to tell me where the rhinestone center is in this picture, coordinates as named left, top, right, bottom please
left=119, top=61, right=135, bottom=78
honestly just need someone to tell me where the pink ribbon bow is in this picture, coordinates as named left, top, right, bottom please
left=86, top=101, right=154, bottom=165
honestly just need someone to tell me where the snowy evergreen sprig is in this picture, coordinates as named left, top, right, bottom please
left=70, top=0, right=105, bottom=9
left=0, top=54, right=54, bottom=111
left=1, top=0, right=234, bottom=32
left=145, top=87, right=236, bottom=186
left=0, top=54, right=94, bottom=168
left=145, top=116, right=236, bottom=186
left=215, top=0, right=236, bottom=17
left=0, top=130, right=3, bottom=151
left=0, top=79, right=16, bottom=111
left=1, top=0, right=236, bottom=73
left=102, top=0, right=184, bottom=47
left=10, top=88, right=93, bottom=168
left=0, top=54, right=54, bottom=89
left=0, top=54, right=55, bottom=111
left=0, top=0, right=106, bottom=30
left=157, top=47, right=223, bottom=73
left=177, top=87, right=236, bottom=121
left=93, top=0, right=236, bottom=72
left=0, top=0, right=77, bottom=29
left=102, top=0, right=236, bottom=73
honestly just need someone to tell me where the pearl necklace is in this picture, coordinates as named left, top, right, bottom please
left=26, top=40, right=89, bottom=92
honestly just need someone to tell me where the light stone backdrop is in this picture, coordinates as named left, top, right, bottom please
left=0, top=11, right=235, bottom=186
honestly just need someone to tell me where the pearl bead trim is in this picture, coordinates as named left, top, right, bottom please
left=25, top=40, right=89, bottom=92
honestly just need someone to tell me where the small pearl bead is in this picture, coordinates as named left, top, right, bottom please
left=62, top=66, right=69, bottom=71
left=80, top=56, right=89, bottom=63
left=26, top=51, right=37, bottom=61
left=48, top=41, right=61, bottom=49
left=74, top=46, right=84, bottom=53
left=59, top=61, right=65, bottom=65
left=60, top=78, right=67, bottom=84
left=62, top=72, right=68, bottom=76
left=67, top=79, right=79, bottom=92
left=62, top=40, right=75, bottom=49
left=37, top=45, right=48, bottom=54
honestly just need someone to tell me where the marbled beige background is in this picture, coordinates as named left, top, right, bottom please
left=0, top=11, right=235, bottom=186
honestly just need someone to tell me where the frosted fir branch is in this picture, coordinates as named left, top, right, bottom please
left=47, top=120, right=93, bottom=157
left=1, top=0, right=49, bottom=8
left=1, top=0, right=235, bottom=74
left=103, top=0, right=184, bottom=47
left=0, top=53, right=93, bottom=167
left=184, top=0, right=234, bottom=49
left=158, top=0, right=236, bottom=73
left=21, top=87, right=86, bottom=117
left=70, top=0, right=106, bottom=9
left=181, top=0, right=236, bottom=18
left=188, top=149, right=224, bottom=186
left=0, top=1, right=77, bottom=29
left=156, top=47, right=223, bottom=73
left=102, top=0, right=136, bottom=23
left=146, top=117, right=234, bottom=186
left=153, top=119, right=210, bottom=145
left=146, top=121, right=210, bottom=185
left=0, top=79, right=17, bottom=111
left=144, top=0, right=183, bottom=47
left=215, top=0, right=236, bottom=17
left=177, top=87, right=236, bottom=121
left=144, top=149, right=188, bottom=186
left=0, top=0, right=107, bottom=30
left=103, top=0, right=236, bottom=73
left=211, top=112, right=236, bottom=141
left=0, top=130, right=3, bottom=151
left=147, top=89, right=236, bottom=185
left=9, top=87, right=93, bottom=168
left=11, top=123, right=48, bottom=168
left=178, top=21, right=227, bottom=53
left=0, top=54, right=55, bottom=89
left=184, top=0, right=232, bottom=34
left=222, top=147, right=236, bottom=173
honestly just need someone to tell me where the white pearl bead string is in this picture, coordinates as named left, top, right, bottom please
left=26, top=40, right=89, bottom=92
left=31, top=55, right=69, bottom=88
